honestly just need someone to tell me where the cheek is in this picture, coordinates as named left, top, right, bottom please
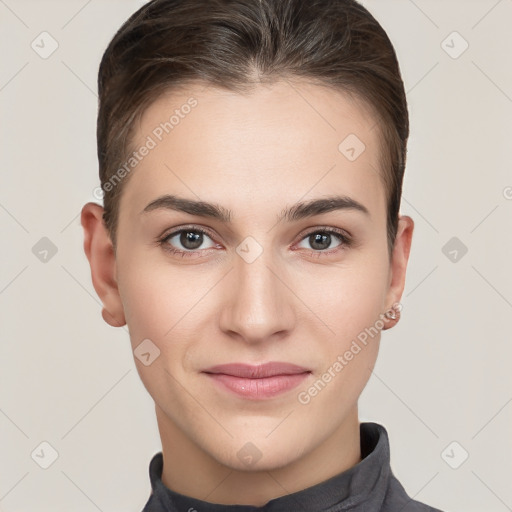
left=294, top=250, right=389, bottom=398
left=294, top=264, right=386, bottom=418
left=117, top=252, right=217, bottom=359
left=117, top=252, right=176, bottom=341
left=300, top=254, right=389, bottom=334
left=116, top=259, right=200, bottom=401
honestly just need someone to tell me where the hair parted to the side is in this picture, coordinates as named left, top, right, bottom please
left=97, top=0, right=409, bottom=256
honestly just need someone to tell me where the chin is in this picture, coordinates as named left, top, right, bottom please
left=207, top=432, right=308, bottom=472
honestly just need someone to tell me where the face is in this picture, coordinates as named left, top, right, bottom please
left=84, top=79, right=413, bottom=473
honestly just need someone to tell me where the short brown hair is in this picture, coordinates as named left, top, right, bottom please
left=97, top=0, right=409, bottom=255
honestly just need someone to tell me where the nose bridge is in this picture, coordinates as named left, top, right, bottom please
left=221, top=240, right=294, bottom=341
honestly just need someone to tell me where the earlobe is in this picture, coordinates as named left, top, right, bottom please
left=382, top=215, right=414, bottom=331
left=81, top=202, right=126, bottom=328
left=102, top=307, right=126, bottom=328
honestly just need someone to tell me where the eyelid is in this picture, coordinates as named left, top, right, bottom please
left=296, top=225, right=352, bottom=242
left=160, top=223, right=217, bottom=240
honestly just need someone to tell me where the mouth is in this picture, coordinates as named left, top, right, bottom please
left=202, top=362, right=312, bottom=400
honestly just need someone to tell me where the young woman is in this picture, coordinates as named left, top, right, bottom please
left=81, top=0, right=444, bottom=510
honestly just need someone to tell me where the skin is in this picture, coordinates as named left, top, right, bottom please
left=81, top=79, right=413, bottom=506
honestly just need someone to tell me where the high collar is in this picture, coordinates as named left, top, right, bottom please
left=142, top=422, right=393, bottom=511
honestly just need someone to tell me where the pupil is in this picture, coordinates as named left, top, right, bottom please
left=311, top=233, right=330, bottom=250
left=181, top=231, right=203, bottom=250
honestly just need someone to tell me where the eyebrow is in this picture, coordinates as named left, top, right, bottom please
left=141, top=194, right=370, bottom=223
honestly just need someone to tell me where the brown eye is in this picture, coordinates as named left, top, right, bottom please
left=296, top=228, right=352, bottom=254
left=160, top=227, right=217, bottom=257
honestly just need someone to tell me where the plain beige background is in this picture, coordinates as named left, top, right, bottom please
left=1, top=0, right=511, bottom=510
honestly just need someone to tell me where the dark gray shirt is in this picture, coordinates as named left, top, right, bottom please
left=141, top=422, right=444, bottom=511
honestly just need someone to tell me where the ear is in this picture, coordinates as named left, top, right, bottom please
left=382, top=214, right=414, bottom=330
left=80, top=202, right=126, bottom=328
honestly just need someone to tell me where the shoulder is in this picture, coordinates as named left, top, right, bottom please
left=382, top=472, right=445, bottom=512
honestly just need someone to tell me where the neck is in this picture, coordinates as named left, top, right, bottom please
left=155, top=404, right=361, bottom=506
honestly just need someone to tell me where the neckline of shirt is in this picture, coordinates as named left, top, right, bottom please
left=145, top=421, right=390, bottom=511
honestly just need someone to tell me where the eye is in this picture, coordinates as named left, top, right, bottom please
left=295, top=227, right=352, bottom=255
left=159, top=226, right=218, bottom=258
left=157, top=225, right=353, bottom=259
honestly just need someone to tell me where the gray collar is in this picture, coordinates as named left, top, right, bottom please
left=142, top=422, right=398, bottom=511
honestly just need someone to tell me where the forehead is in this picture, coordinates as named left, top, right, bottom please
left=120, top=79, right=386, bottom=222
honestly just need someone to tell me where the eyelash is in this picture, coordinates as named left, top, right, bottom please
left=157, top=225, right=353, bottom=259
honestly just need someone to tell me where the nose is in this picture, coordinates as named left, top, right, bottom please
left=218, top=246, right=296, bottom=345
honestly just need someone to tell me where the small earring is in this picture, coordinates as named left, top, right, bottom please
left=384, top=309, right=397, bottom=320
left=384, top=303, right=401, bottom=321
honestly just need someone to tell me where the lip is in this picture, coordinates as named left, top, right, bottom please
left=203, top=362, right=311, bottom=378
left=202, top=362, right=312, bottom=400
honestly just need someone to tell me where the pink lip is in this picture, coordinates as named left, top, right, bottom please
left=202, top=362, right=311, bottom=400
